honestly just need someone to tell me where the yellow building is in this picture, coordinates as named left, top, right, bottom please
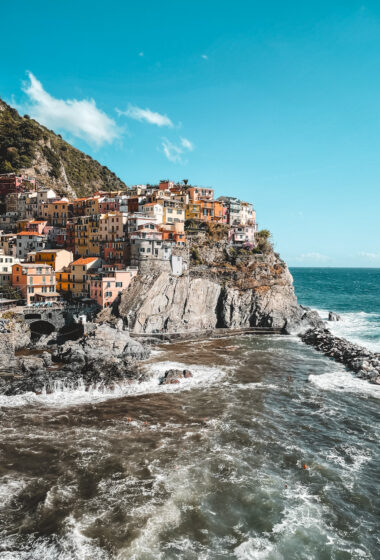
left=43, top=200, right=71, bottom=226
left=163, top=205, right=185, bottom=225
left=70, top=257, right=101, bottom=296
left=35, top=249, right=73, bottom=271
left=72, top=196, right=100, bottom=217
left=75, top=215, right=100, bottom=257
left=56, top=267, right=72, bottom=293
left=185, top=202, right=202, bottom=221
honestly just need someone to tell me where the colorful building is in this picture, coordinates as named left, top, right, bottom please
left=0, top=253, right=20, bottom=286
left=33, top=249, right=73, bottom=271
left=70, top=257, right=101, bottom=296
left=75, top=215, right=100, bottom=257
left=12, top=263, right=58, bottom=305
left=16, top=232, right=47, bottom=260
left=88, top=267, right=138, bottom=308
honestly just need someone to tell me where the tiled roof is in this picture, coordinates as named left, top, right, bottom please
left=17, top=231, right=43, bottom=236
left=72, top=257, right=99, bottom=265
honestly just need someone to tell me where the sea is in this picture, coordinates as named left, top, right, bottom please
left=0, top=268, right=379, bottom=559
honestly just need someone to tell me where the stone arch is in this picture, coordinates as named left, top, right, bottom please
left=29, top=320, right=56, bottom=338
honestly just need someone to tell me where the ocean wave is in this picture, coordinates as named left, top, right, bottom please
left=309, top=370, right=380, bottom=399
left=314, top=308, right=380, bottom=353
left=0, top=361, right=225, bottom=410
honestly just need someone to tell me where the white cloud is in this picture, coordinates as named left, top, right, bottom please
left=201, top=54, right=208, bottom=60
left=161, top=139, right=183, bottom=163
left=358, top=252, right=380, bottom=260
left=117, top=104, right=173, bottom=127
left=180, top=137, right=194, bottom=151
left=296, top=252, right=332, bottom=262
left=161, top=136, right=194, bottom=163
left=21, top=71, right=119, bottom=146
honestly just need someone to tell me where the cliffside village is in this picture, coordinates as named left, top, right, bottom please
left=0, top=173, right=257, bottom=310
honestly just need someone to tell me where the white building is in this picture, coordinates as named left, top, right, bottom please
left=142, top=203, right=164, bottom=223
left=16, top=232, right=48, bottom=260
left=0, top=252, right=20, bottom=286
left=37, top=187, right=58, bottom=217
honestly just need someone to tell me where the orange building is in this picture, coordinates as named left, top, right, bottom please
left=42, top=200, right=71, bottom=226
left=187, top=187, right=214, bottom=202
left=72, top=196, right=100, bottom=217
left=185, top=200, right=224, bottom=223
left=12, top=263, right=58, bottom=305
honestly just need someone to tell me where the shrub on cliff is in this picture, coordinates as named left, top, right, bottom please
left=191, top=247, right=203, bottom=265
left=255, top=229, right=273, bottom=253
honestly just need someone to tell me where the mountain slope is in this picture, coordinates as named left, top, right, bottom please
left=0, top=99, right=127, bottom=197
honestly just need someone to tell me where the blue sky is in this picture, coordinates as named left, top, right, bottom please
left=1, top=0, right=380, bottom=267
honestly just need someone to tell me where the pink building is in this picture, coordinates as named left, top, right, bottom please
left=88, top=267, right=138, bottom=308
left=98, top=197, right=120, bottom=214
left=228, top=224, right=256, bottom=245
left=25, top=220, right=48, bottom=235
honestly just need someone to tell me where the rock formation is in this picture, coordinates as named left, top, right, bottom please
left=0, top=322, right=150, bottom=396
left=301, top=328, right=380, bottom=385
left=328, top=311, right=341, bottom=321
left=113, top=251, right=322, bottom=334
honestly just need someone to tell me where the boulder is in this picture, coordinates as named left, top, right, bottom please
left=328, top=311, right=341, bottom=321
left=160, top=368, right=193, bottom=384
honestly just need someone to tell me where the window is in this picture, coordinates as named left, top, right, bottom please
left=116, top=282, right=122, bottom=287
left=29, top=277, right=33, bottom=285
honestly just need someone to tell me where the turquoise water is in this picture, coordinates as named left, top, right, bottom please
left=291, top=268, right=380, bottom=352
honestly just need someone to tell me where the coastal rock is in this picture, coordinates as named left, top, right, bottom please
left=0, top=317, right=31, bottom=371
left=1, top=322, right=151, bottom=396
left=54, top=323, right=150, bottom=367
left=328, top=311, right=341, bottom=321
left=116, top=253, right=323, bottom=335
left=160, top=368, right=193, bottom=385
left=301, top=327, right=380, bottom=385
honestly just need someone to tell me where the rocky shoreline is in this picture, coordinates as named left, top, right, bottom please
left=301, top=327, right=380, bottom=385
left=0, top=319, right=152, bottom=396
left=1, top=304, right=379, bottom=397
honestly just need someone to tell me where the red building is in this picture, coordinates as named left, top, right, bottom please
left=0, top=174, right=36, bottom=197
left=65, top=221, right=75, bottom=254
left=128, top=197, right=139, bottom=213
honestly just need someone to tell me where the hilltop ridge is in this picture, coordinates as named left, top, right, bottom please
left=0, top=98, right=127, bottom=197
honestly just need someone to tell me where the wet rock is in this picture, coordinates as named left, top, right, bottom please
left=1, top=322, right=151, bottom=396
left=18, top=356, right=45, bottom=374
left=300, top=327, right=380, bottom=385
left=328, top=311, right=341, bottom=321
left=160, top=368, right=193, bottom=384
left=41, top=352, right=52, bottom=367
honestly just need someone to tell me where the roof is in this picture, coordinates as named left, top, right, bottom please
left=29, top=221, right=47, bottom=224
left=36, top=249, right=69, bottom=254
left=72, top=257, right=99, bottom=265
left=17, top=231, right=44, bottom=237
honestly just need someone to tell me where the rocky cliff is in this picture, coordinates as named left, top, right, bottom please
left=110, top=249, right=321, bottom=334
left=0, top=99, right=127, bottom=197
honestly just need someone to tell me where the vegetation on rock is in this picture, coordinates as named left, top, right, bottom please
left=0, top=98, right=127, bottom=197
